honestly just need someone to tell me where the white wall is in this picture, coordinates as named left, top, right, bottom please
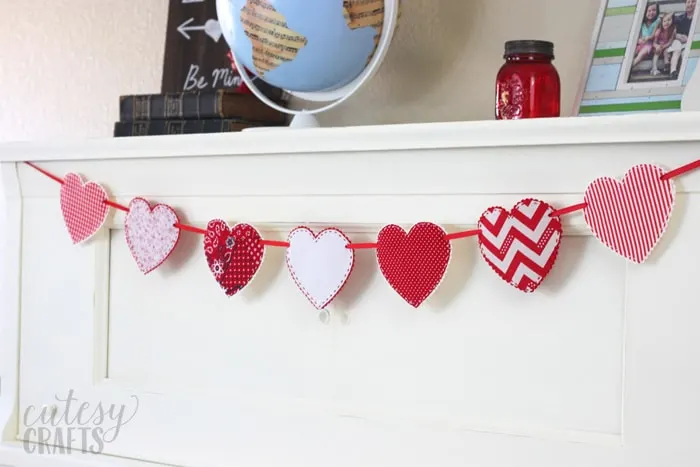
left=0, top=0, right=600, bottom=141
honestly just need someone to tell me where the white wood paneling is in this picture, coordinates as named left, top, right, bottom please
left=2, top=115, right=700, bottom=466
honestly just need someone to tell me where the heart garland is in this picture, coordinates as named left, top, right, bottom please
left=59, top=173, right=109, bottom=244
left=203, top=220, right=265, bottom=296
left=583, top=163, right=675, bottom=264
left=286, top=227, right=354, bottom=309
left=477, top=198, right=562, bottom=293
left=39, top=159, right=694, bottom=307
left=124, top=198, right=181, bottom=274
left=376, top=222, right=451, bottom=308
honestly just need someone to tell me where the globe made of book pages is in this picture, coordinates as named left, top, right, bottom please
left=216, top=0, right=400, bottom=127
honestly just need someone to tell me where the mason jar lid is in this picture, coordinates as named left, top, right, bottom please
left=504, top=40, right=554, bottom=58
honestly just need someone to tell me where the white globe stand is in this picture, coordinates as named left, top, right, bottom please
left=289, top=111, right=321, bottom=128
left=217, top=0, right=400, bottom=129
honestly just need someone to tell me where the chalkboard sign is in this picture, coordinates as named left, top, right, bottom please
left=161, top=0, right=244, bottom=93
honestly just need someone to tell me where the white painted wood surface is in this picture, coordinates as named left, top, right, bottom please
left=2, top=113, right=700, bottom=466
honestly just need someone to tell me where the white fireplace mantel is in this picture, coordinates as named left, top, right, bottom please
left=2, top=113, right=700, bottom=467
left=3, top=112, right=700, bottom=162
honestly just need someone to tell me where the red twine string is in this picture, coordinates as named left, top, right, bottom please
left=24, top=161, right=65, bottom=184
left=260, top=239, right=290, bottom=247
left=550, top=202, right=587, bottom=217
left=661, top=159, right=700, bottom=181
left=347, top=242, right=378, bottom=249
left=174, top=223, right=207, bottom=235
left=22, top=158, right=700, bottom=248
left=445, top=229, right=479, bottom=240
left=104, top=200, right=129, bottom=212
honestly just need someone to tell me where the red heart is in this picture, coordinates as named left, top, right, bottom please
left=477, top=198, right=562, bottom=293
left=203, top=220, right=264, bottom=296
left=376, top=222, right=451, bottom=307
left=584, top=163, right=675, bottom=264
left=59, top=173, right=109, bottom=244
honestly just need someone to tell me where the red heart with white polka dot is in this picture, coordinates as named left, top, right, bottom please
left=376, top=222, right=451, bottom=308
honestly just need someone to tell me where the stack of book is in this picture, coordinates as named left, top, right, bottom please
left=114, top=85, right=289, bottom=137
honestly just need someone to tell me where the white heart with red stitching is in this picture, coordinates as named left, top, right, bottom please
left=286, top=227, right=355, bottom=309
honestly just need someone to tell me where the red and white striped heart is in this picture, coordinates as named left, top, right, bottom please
left=584, top=163, right=675, bottom=264
left=124, top=198, right=181, bottom=274
left=477, top=198, right=562, bottom=293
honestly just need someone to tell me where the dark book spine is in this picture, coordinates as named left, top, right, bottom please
left=119, top=93, right=213, bottom=121
left=119, top=91, right=287, bottom=124
left=113, top=119, right=280, bottom=137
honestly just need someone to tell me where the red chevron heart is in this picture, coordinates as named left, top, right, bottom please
left=477, top=198, right=562, bottom=293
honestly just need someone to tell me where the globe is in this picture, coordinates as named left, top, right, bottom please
left=218, top=0, right=394, bottom=93
left=216, top=0, right=400, bottom=127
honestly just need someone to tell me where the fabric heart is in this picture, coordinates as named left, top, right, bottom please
left=124, top=198, right=181, bottom=274
left=477, top=198, right=562, bottom=293
left=59, top=172, right=109, bottom=244
left=376, top=222, right=451, bottom=308
left=584, top=163, right=675, bottom=264
left=203, top=220, right=264, bottom=296
left=286, top=227, right=355, bottom=309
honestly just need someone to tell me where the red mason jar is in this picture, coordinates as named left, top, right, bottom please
left=495, top=40, right=560, bottom=120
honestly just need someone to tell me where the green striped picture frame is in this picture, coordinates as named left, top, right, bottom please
left=575, top=0, right=700, bottom=116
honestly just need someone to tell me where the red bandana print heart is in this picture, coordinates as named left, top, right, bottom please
left=477, top=198, right=562, bottom=293
left=376, top=222, right=451, bottom=308
left=59, top=173, right=109, bottom=244
left=124, top=198, right=181, bottom=274
left=203, top=220, right=264, bottom=296
left=584, top=163, right=675, bottom=264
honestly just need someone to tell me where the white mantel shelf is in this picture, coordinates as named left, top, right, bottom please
left=1, top=112, right=700, bottom=162
left=4, top=112, right=700, bottom=467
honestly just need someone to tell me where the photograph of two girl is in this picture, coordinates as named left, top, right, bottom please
left=628, top=0, right=698, bottom=83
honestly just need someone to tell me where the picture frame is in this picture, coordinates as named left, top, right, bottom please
left=574, top=0, right=700, bottom=116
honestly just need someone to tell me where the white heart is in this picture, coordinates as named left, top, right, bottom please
left=124, top=198, right=180, bottom=274
left=204, top=19, right=222, bottom=42
left=286, top=227, right=355, bottom=309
